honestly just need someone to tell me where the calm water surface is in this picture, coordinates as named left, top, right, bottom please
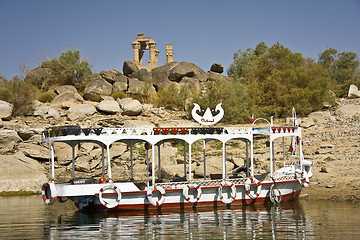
left=0, top=195, right=359, bottom=239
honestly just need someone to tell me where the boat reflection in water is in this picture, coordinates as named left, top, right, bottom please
left=48, top=201, right=314, bottom=239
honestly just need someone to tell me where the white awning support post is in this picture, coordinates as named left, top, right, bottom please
left=188, top=143, right=192, bottom=182
left=51, top=144, right=55, bottom=179
left=222, top=142, right=226, bottom=179
left=203, top=139, right=206, bottom=180
left=106, top=145, right=112, bottom=183
left=101, top=145, right=105, bottom=177
left=71, top=145, right=75, bottom=179
left=130, top=144, right=133, bottom=181
left=152, top=144, right=155, bottom=186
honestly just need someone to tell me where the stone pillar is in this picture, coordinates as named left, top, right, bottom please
left=132, top=42, right=140, bottom=65
left=165, top=44, right=174, bottom=64
left=148, top=41, right=158, bottom=69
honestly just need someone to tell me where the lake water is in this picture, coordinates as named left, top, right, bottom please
left=0, top=195, right=359, bottom=239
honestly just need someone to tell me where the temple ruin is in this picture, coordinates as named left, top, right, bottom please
left=132, top=33, right=173, bottom=70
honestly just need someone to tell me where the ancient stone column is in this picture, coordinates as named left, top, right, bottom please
left=132, top=42, right=140, bottom=65
left=165, top=44, right=174, bottom=64
left=148, top=41, right=158, bottom=69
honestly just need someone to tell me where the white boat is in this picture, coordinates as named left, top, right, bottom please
left=41, top=107, right=312, bottom=211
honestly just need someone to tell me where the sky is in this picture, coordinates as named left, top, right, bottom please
left=1, top=0, right=360, bottom=79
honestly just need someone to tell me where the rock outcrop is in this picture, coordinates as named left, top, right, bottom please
left=0, top=100, right=13, bottom=120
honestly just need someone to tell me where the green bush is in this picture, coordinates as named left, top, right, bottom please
left=157, top=83, right=198, bottom=111
left=190, top=79, right=251, bottom=123
left=111, top=91, right=127, bottom=100
left=0, top=76, right=35, bottom=116
left=41, top=50, right=92, bottom=92
left=37, top=91, right=56, bottom=103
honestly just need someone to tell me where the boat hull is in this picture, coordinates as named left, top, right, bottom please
left=63, top=179, right=303, bottom=212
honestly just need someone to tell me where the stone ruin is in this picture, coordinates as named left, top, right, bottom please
left=132, top=33, right=174, bottom=70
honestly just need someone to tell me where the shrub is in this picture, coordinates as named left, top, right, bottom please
left=157, top=83, right=198, bottom=111
left=37, top=91, right=56, bottom=103
left=111, top=91, right=127, bottom=100
left=0, top=76, right=35, bottom=116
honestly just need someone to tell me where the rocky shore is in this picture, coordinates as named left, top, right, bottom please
left=1, top=61, right=360, bottom=202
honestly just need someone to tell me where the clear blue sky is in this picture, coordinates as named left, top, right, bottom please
left=1, top=0, right=359, bottom=79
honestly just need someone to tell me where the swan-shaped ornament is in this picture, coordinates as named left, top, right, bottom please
left=192, top=103, right=224, bottom=126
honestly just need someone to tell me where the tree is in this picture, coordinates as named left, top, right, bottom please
left=228, top=42, right=332, bottom=117
left=319, top=48, right=360, bottom=96
left=41, top=50, right=92, bottom=91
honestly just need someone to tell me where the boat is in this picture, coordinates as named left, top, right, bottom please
left=41, top=105, right=312, bottom=211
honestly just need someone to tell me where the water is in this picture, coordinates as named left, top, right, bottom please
left=0, top=195, right=359, bottom=239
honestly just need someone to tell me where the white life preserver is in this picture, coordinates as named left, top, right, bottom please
left=183, top=183, right=202, bottom=203
left=147, top=186, right=166, bottom=207
left=218, top=181, right=237, bottom=204
left=245, top=177, right=262, bottom=199
left=41, top=181, right=57, bottom=205
left=98, top=185, right=122, bottom=208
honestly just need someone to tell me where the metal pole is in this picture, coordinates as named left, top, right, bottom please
left=152, top=144, right=155, bottom=186
left=71, top=145, right=75, bottom=179
left=222, top=142, right=226, bottom=179
left=101, top=145, right=105, bottom=177
left=203, top=139, right=206, bottom=180
left=246, top=141, right=249, bottom=177
left=188, top=143, right=192, bottom=182
left=146, top=149, right=149, bottom=188
left=251, top=140, right=254, bottom=177
left=158, top=144, right=161, bottom=179
left=183, top=142, right=187, bottom=178
left=130, top=144, right=133, bottom=181
left=51, top=144, right=55, bottom=179
left=106, top=145, right=112, bottom=183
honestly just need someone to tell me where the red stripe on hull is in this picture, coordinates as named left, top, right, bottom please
left=79, top=189, right=301, bottom=212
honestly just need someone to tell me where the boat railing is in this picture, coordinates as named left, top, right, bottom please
left=42, top=126, right=256, bottom=139
left=156, top=178, right=248, bottom=190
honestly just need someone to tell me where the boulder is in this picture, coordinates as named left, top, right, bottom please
left=54, top=85, right=79, bottom=95
left=54, top=142, right=77, bottom=165
left=168, top=62, right=207, bottom=82
left=45, top=107, right=60, bottom=119
left=150, top=62, right=179, bottom=88
left=50, top=92, right=83, bottom=105
left=0, top=152, right=47, bottom=193
left=122, top=120, right=155, bottom=128
left=207, top=71, right=229, bottom=82
left=117, top=98, right=143, bottom=116
left=210, top=63, right=224, bottom=73
left=19, top=143, right=50, bottom=161
left=67, top=103, right=97, bottom=121
left=160, top=164, right=185, bottom=178
left=348, top=85, right=360, bottom=98
left=96, top=99, right=121, bottom=114
left=123, top=61, right=139, bottom=76
left=75, top=155, right=93, bottom=173
left=335, top=104, right=360, bottom=118
left=128, top=78, right=145, bottom=94
left=100, top=69, right=123, bottom=84
left=83, top=77, right=112, bottom=101
left=112, top=75, right=128, bottom=93
left=0, top=129, right=22, bottom=146
left=129, top=69, right=152, bottom=82
left=24, top=66, right=52, bottom=89
left=0, top=100, right=13, bottom=120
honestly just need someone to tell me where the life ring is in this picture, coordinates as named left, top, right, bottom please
left=183, top=183, right=202, bottom=203
left=41, top=181, right=57, bottom=205
left=269, top=184, right=282, bottom=204
left=245, top=177, right=262, bottom=199
left=218, top=181, right=236, bottom=204
left=296, top=169, right=310, bottom=188
left=147, top=186, right=166, bottom=207
left=98, top=185, right=122, bottom=208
